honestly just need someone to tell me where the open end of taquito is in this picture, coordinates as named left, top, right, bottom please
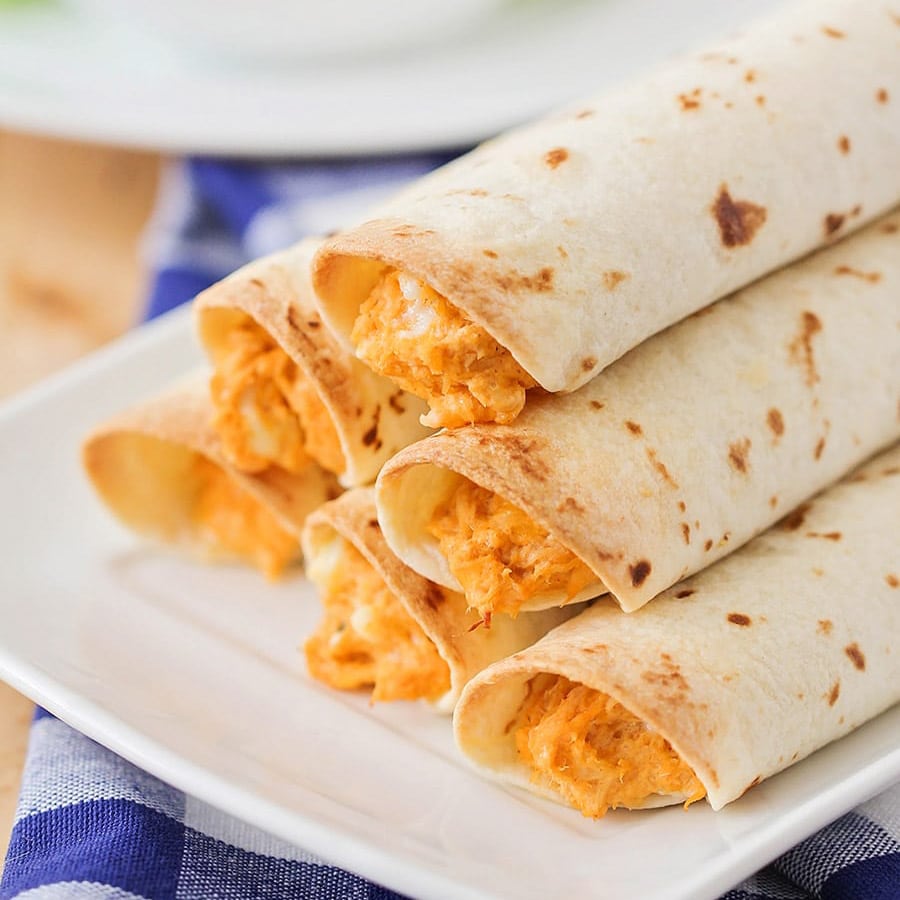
left=314, top=0, right=900, bottom=429
left=455, top=444, right=900, bottom=815
left=301, top=488, right=579, bottom=713
left=195, top=237, right=430, bottom=488
left=82, top=374, right=341, bottom=578
left=375, top=433, right=607, bottom=621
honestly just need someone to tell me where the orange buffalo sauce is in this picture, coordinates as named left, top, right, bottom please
left=352, top=270, right=536, bottom=428
left=305, top=538, right=450, bottom=702
left=515, top=674, right=706, bottom=817
left=427, top=480, right=598, bottom=620
left=210, top=318, right=345, bottom=476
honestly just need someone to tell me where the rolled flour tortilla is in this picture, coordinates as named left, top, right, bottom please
left=452, top=443, right=900, bottom=815
left=314, top=0, right=900, bottom=427
left=301, top=488, right=577, bottom=713
left=376, top=211, right=900, bottom=615
left=195, top=236, right=430, bottom=487
left=83, top=374, right=341, bottom=578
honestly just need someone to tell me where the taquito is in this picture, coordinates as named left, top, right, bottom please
left=301, top=488, right=577, bottom=713
left=83, top=375, right=341, bottom=578
left=376, top=211, right=900, bottom=616
left=453, top=444, right=900, bottom=815
left=314, top=0, right=900, bottom=427
left=195, top=237, right=430, bottom=488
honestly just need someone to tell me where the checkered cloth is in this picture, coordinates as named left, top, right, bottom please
left=2, top=157, right=898, bottom=900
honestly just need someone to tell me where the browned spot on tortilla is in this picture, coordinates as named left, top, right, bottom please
left=387, top=390, right=406, bottom=414
left=821, top=25, right=845, bottom=38
left=557, top=497, right=585, bottom=515
left=876, top=88, right=889, bottom=104
left=286, top=305, right=302, bottom=331
left=544, top=148, right=569, bottom=169
left=677, top=88, right=702, bottom=110
left=602, top=270, right=629, bottom=290
left=704, top=539, right=713, bottom=552
left=845, top=643, right=866, bottom=670
left=680, top=523, right=691, bottom=545
left=362, top=406, right=382, bottom=450
left=755, top=95, right=766, bottom=107
left=575, top=109, right=595, bottom=119
left=724, top=101, right=734, bottom=109
left=828, top=681, right=841, bottom=706
left=769, top=495, right=779, bottom=508
left=814, top=435, right=826, bottom=460
left=581, top=357, right=597, bottom=372
left=647, top=448, right=679, bottom=488
left=493, top=266, right=555, bottom=293
left=367, top=517, right=379, bottom=529
left=675, top=588, right=695, bottom=599
left=625, top=420, right=643, bottom=436
left=742, top=776, right=762, bottom=796
left=727, top=613, right=752, bottom=627
left=885, top=574, right=899, bottom=588
left=806, top=530, right=842, bottom=541
left=837, top=135, right=851, bottom=154
left=744, top=69, right=756, bottom=82
left=788, top=311, right=823, bottom=387
left=882, top=222, right=899, bottom=234
left=834, top=265, right=881, bottom=283
left=818, top=619, right=833, bottom=635
left=824, top=213, right=845, bottom=236
left=890, top=12, right=900, bottom=25
left=557, top=245, right=568, bottom=259
left=779, top=502, right=811, bottom=531
left=766, top=408, right=784, bottom=438
left=812, top=567, right=825, bottom=577
left=712, top=184, right=767, bottom=248
left=634, top=136, right=655, bottom=144
left=678, top=501, right=687, bottom=512
left=728, top=437, right=751, bottom=474
left=307, top=319, right=321, bottom=329
left=498, top=434, right=551, bottom=482
left=422, top=582, right=445, bottom=611
left=392, top=224, right=435, bottom=238
left=629, top=559, right=652, bottom=587
left=589, top=400, right=605, bottom=410
left=885, top=465, right=900, bottom=475
left=482, top=249, right=498, bottom=259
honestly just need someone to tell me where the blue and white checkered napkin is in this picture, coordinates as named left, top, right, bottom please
left=2, top=157, right=899, bottom=900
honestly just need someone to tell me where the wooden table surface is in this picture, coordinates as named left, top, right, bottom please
left=0, top=130, right=161, bottom=873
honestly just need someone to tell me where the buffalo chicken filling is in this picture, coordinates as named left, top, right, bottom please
left=515, top=675, right=706, bottom=817
left=427, top=480, right=598, bottom=620
left=351, top=270, right=536, bottom=428
left=192, top=457, right=299, bottom=579
left=210, top=319, right=346, bottom=476
left=305, top=538, right=451, bottom=702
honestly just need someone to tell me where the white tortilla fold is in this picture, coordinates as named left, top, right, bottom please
left=376, top=210, right=900, bottom=613
left=195, top=236, right=430, bottom=487
left=314, top=0, right=900, bottom=403
left=301, top=488, right=578, bottom=713
left=82, top=373, right=341, bottom=570
left=453, top=443, right=900, bottom=813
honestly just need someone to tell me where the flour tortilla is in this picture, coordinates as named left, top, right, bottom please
left=315, top=0, right=900, bottom=399
left=453, top=443, right=900, bottom=811
left=301, top=488, right=578, bottom=713
left=83, top=374, right=340, bottom=564
left=195, top=237, right=430, bottom=487
left=376, top=211, right=900, bottom=612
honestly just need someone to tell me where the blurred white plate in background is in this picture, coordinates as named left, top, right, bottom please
left=0, top=0, right=781, bottom=157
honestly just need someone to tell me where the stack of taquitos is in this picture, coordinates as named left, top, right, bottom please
left=375, top=211, right=900, bottom=619
left=313, top=0, right=900, bottom=428
left=453, top=444, right=900, bottom=815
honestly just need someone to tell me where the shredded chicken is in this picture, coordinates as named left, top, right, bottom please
left=192, top=457, right=299, bottom=579
left=515, top=675, right=706, bottom=817
left=351, top=270, right=537, bottom=428
left=427, top=480, right=597, bottom=619
left=210, top=318, right=346, bottom=476
left=305, top=539, right=451, bottom=702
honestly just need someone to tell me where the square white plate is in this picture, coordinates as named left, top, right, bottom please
left=1, top=307, right=898, bottom=900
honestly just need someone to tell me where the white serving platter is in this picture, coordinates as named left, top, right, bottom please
left=0, top=306, right=898, bottom=899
